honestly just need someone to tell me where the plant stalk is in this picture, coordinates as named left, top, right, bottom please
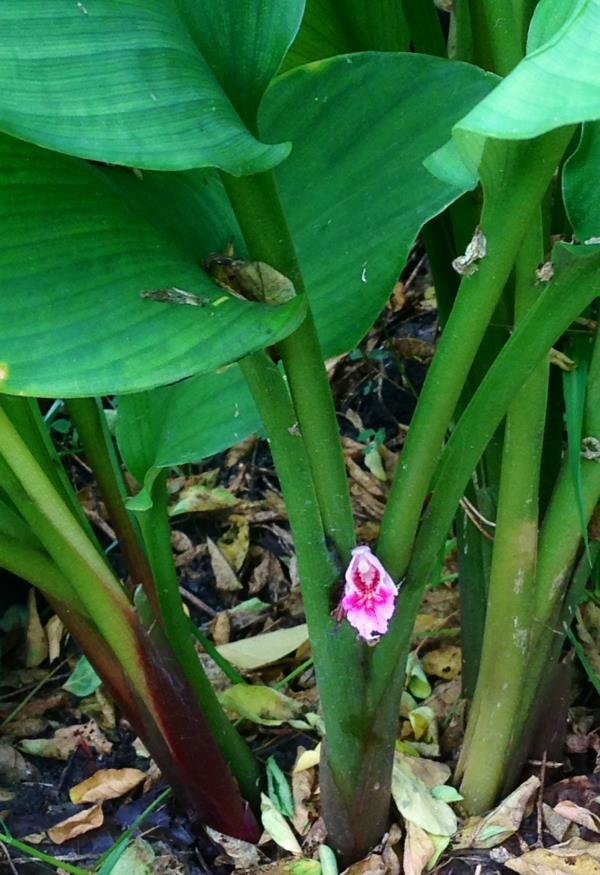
left=458, top=217, right=548, bottom=812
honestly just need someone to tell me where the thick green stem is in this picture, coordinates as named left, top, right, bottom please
left=467, top=0, right=522, bottom=74
left=221, top=170, right=355, bottom=563
left=377, top=131, right=572, bottom=582
left=241, top=351, right=394, bottom=863
left=458, top=218, right=548, bottom=812
left=67, top=397, right=155, bottom=597
left=0, top=533, right=87, bottom=613
left=135, top=471, right=261, bottom=809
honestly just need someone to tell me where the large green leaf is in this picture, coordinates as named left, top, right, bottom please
left=176, top=0, right=305, bottom=123
left=283, top=0, right=409, bottom=70
left=0, top=135, right=305, bottom=397
left=114, top=53, right=497, bottom=473
left=0, top=1, right=288, bottom=174
left=563, top=122, right=600, bottom=240
left=116, top=366, right=260, bottom=486
left=428, top=0, right=600, bottom=187
left=265, top=53, right=497, bottom=357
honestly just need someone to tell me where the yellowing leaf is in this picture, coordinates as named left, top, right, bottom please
left=207, top=537, right=243, bottom=592
left=219, top=684, right=302, bottom=726
left=217, top=624, right=309, bottom=670
left=111, top=838, right=155, bottom=875
left=391, top=753, right=457, bottom=836
left=19, top=720, right=112, bottom=760
left=261, top=792, right=302, bottom=855
left=506, top=839, right=600, bottom=875
left=294, top=744, right=321, bottom=773
left=421, top=645, right=462, bottom=680
left=25, top=589, right=48, bottom=668
left=456, top=775, right=540, bottom=849
left=47, top=802, right=104, bottom=844
left=45, top=614, right=65, bottom=664
left=169, top=483, right=239, bottom=515
left=218, top=514, right=250, bottom=572
left=69, top=767, right=145, bottom=804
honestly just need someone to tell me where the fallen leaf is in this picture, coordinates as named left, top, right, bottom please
left=25, top=589, right=48, bottom=668
left=69, top=767, right=146, bottom=804
left=250, top=549, right=285, bottom=597
left=169, top=482, right=239, bottom=515
left=555, top=800, right=600, bottom=833
left=364, top=445, right=387, bottom=482
left=0, top=743, right=35, bottom=782
left=211, top=611, right=231, bottom=646
left=217, top=625, right=309, bottom=670
left=408, top=706, right=436, bottom=742
left=226, top=434, right=258, bottom=467
left=62, top=656, right=102, bottom=697
left=47, top=802, right=104, bottom=844
left=207, top=537, right=243, bottom=592
left=45, top=615, right=65, bottom=663
left=294, top=744, right=321, bottom=773
left=219, top=514, right=250, bottom=572
left=391, top=753, right=457, bottom=836
left=403, top=822, right=436, bottom=875
left=406, top=653, right=432, bottom=700
left=421, top=645, right=461, bottom=680
left=111, top=838, right=155, bottom=875
left=206, top=826, right=261, bottom=868
left=399, top=753, right=450, bottom=790
left=261, top=792, right=302, bottom=855
left=506, top=839, right=600, bottom=874
left=431, top=785, right=463, bottom=803
left=19, top=720, right=112, bottom=760
left=219, top=684, right=303, bottom=725
left=456, top=775, right=540, bottom=849
left=342, top=852, right=386, bottom=875
left=542, top=802, right=572, bottom=842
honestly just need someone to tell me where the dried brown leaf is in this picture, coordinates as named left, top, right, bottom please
left=69, top=767, right=145, bottom=804
left=47, top=802, right=104, bottom=844
left=25, top=590, right=48, bottom=668
left=19, top=720, right=112, bottom=760
left=207, top=538, right=242, bottom=592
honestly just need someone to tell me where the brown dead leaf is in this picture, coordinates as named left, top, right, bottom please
left=207, top=537, right=242, bottom=592
left=456, top=775, right=540, bottom=849
left=250, top=549, right=285, bottom=597
left=422, top=645, right=462, bottom=680
left=506, top=838, right=600, bottom=874
left=219, top=514, right=250, bottom=572
left=169, top=480, right=239, bottom=515
left=292, top=767, right=315, bottom=836
left=542, top=802, right=572, bottom=842
left=403, top=822, right=436, bottom=875
left=211, top=611, right=231, bottom=646
left=19, top=720, right=112, bottom=760
left=171, top=529, right=194, bottom=553
left=48, top=802, right=104, bottom=844
left=555, top=800, right=600, bottom=833
left=45, top=615, right=65, bottom=664
left=226, top=434, right=258, bottom=468
left=0, top=743, right=35, bottom=782
left=25, top=589, right=48, bottom=668
left=342, top=853, right=386, bottom=875
left=69, top=767, right=145, bottom=804
left=206, top=826, right=261, bottom=868
left=401, top=754, right=451, bottom=790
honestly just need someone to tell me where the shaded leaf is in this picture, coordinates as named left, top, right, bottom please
left=391, top=753, right=457, bottom=836
left=47, top=802, right=104, bottom=845
left=62, top=656, right=102, bottom=698
left=25, top=589, right=48, bottom=668
left=0, top=2, right=288, bottom=174
left=217, top=624, right=309, bottom=670
left=219, top=684, right=302, bottom=725
left=267, top=756, right=295, bottom=819
left=69, top=768, right=146, bottom=804
left=564, top=122, right=600, bottom=241
left=261, top=792, right=302, bottom=855
left=111, top=838, right=155, bottom=875
left=19, top=720, right=112, bottom=760
left=207, top=538, right=243, bottom=592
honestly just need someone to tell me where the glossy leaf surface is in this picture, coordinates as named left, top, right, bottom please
left=0, top=136, right=305, bottom=397
left=0, top=1, right=288, bottom=174
left=563, top=122, right=600, bottom=240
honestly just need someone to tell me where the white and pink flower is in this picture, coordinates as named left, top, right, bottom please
left=340, top=545, right=397, bottom=643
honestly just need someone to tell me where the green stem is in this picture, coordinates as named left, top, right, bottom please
left=189, top=619, right=247, bottom=686
left=240, top=351, right=391, bottom=863
left=67, top=397, right=155, bottom=597
left=135, top=471, right=261, bottom=809
left=467, top=0, right=522, bottom=74
left=377, top=131, right=572, bottom=582
left=400, top=0, right=447, bottom=56
left=221, top=170, right=355, bottom=563
left=458, top=218, right=548, bottom=813
left=0, top=533, right=86, bottom=613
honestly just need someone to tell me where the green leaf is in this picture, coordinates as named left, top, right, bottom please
left=283, top=0, right=409, bottom=70
left=406, top=652, right=432, bottom=700
left=219, top=684, right=303, bottom=726
left=0, top=1, right=288, bottom=175
left=62, top=656, right=102, bottom=698
left=430, top=785, right=464, bottom=803
left=264, top=53, right=498, bottom=358
left=391, top=754, right=457, bottom=836
left=260, top=793, right=302, bottom=855
left=117, top=367, right=260, bottom=483
left=0, top=136, right=306, bottom=397
left=452, top=0, right=600, bottom=143
left=176, top=0, right=306, bottom=123
left=266, top=756, right=295, bottom=819
left=563, top=122, right=600, bottom=241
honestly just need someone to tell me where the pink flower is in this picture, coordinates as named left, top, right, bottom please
left=341, top=546, right=397, bottom=643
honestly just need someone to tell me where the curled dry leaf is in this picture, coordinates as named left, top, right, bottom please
left=554, top=800, right=600, bottom=833
left=47, top=802, right=104, bottom=844
left=69, top=767, right=146, bottom=804
left=206, top=826, right=261, bottom=868
left=207, top=537, right=243, bottom=592
left=506, top=838, right=600, bottom=875
left=456, top=775, right=540, bottom=849
left=45, top=614, right=65, bottom=663
left=19, top=720, right=112, bottom=760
